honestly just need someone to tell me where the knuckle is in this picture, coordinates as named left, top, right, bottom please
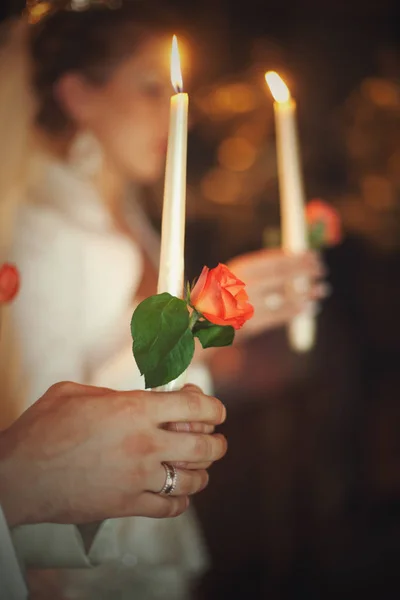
left=185, top=391, right=203, bottom=419
left=193, top=434, right=211, bottom=459
left=46, top=381, right=76, bottom=398
left=182, top=384, right=202, bottom=394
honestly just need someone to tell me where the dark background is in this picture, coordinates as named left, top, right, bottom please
left=2, top=2, right=400, bottom=598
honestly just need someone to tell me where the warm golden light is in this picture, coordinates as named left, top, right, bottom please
left=218, top=137, right=257, bottom=172
left=265, top=71, right=291, bottom=104
left=27, top=1, right=52, bottom=23
left=171, top=35, right=183, bottom=93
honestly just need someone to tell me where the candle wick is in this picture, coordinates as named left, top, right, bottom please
left=174, top=84, right=183, bottom=94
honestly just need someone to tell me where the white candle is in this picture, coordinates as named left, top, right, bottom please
left=265, top=71, right=315, bottom=352
left=157, top=36, right=189, bottom=390
left=158, top=36, right=188, bottom=298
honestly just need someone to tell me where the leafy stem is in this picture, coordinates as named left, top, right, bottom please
left=189, top=309, right=201, bottom=331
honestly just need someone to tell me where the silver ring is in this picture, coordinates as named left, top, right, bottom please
left=159, top=463, right=178, bottom=496
left=264, top=293, right=284, bottom=311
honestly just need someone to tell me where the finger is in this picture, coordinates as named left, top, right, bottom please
left=171, top=461, right=213, bottom=470
left=309, top=282, right=331, bottom=300
left=246, top=301, right=307, bottom=333
left=181, top=384, right=203, bottom=393
left=164, top=422, right=215, bottom=434
left=296, top=261, right=327, bottom=281
left=149, top=467, right=209, bottom=496
left=273, top=258, right=326, bottom=286
left=46, top=381, right=114, bottom=399
left=160, top=431, right=227, bottom=463
left=153, top=389, right=226, bottom=425
left=230, top=249, right=324, bottom=283
left=241, top=262, right=326, bottom=300
left=129, top=493, right=190, bottom=519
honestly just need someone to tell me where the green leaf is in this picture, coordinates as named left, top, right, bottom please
left=131, top=293, right=195, bottom=388
left=141, top=327, right=194, bottom=389
left=193, top=321, right=235, bottom=349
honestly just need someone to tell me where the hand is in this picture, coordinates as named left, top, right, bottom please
left=0, top=382, right=227, bottom=528
left=227, top=249, right=328, bottom=338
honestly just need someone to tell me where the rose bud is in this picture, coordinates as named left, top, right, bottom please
left=191, top=264, right=254, bottom=330
left=306, top=199, right=342, bottom=246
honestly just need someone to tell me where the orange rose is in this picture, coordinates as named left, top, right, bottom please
left=306, top=199, right=342, bottom=246
left=0, top=263, right=20, bottom=304
left=190, top=264, right=254, bottom=330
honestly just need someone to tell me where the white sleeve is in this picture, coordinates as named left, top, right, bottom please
left=12, top=212, right=86, bottom=407
left=10, top=213, right=93, bottom=569
left=11, top=523, right=91, bottom=569
left=0, top=507, right=28, bottom=600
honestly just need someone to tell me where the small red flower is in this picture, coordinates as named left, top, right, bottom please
left=0, top=263, right=20, bottom=304
left=306, top=199, right=342, bottom=247
left=190, top=264, right=254, bottom=330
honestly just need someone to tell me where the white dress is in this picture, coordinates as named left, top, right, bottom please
left=0, top=506, right=28, bottom=600
left=8, top=156, right=211, bottom=599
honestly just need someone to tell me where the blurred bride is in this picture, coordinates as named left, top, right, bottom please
left=0, top=1, right=327, bottom=598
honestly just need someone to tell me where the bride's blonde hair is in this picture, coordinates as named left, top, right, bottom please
left=0, top=3, right=170, bottom=427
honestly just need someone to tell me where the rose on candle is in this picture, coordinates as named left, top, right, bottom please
left=265, top=71, right=316, bottom=352
left=130, top=41, right=255, bottom=389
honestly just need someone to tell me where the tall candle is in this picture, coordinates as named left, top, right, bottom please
left=158, top=35, right=188, bottom=298
left=265, top=71, right=315, bottom=352
left=157, top=35, right=189, bottom=390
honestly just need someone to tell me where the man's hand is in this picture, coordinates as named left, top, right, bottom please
left=0, top=382, right=227, bottom=527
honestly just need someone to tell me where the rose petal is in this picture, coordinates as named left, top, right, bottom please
left=217, top=264, right=245, bottom=287
left=202, top=311, right=234, bottom=328
left=234, top=289, right=250, bottom=308
left=221, top=288, right=240, bottom=319
left=190, top=266, right=209, bottom=305
left=194, top=272, right=225, bottom=318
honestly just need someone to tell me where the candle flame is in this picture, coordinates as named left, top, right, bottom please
left=171, top=35, right=183, bottom=93
left=265, top=71, right=291, bottom=103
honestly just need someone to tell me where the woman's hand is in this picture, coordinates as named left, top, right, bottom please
left=227, top=248, right=328, bottom=338
left=0, top=382, right=227, bottom=528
